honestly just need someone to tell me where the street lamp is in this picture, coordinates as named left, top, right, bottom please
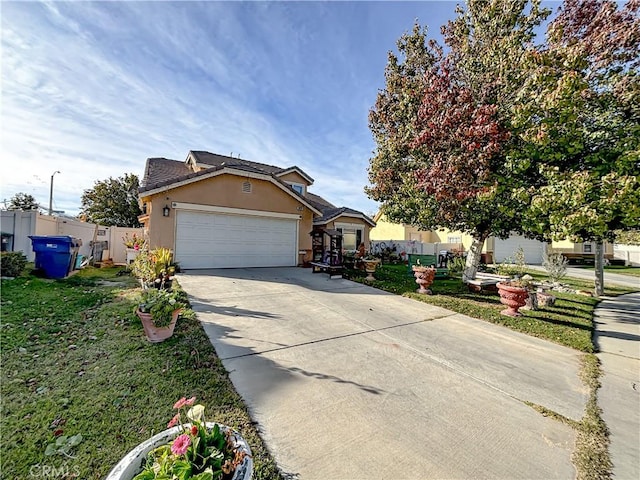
left=49, top=171, right=60, bottom=216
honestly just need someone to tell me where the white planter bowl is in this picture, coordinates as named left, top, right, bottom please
left=105, top=422, right=253, bottom=480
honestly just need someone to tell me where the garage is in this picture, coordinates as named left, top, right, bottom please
left=175, top=210, right=298, bottom=269
left=493, top=235, right=547, bottom=265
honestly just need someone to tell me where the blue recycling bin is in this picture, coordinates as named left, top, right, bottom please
left=29, top=236, right=82, bottom=279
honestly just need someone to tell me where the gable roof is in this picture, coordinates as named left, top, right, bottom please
left=305, top=192, right=336, bottom=212
left=139, top=157, right=322, bottom=215
left=313, top=206, right=376, bottom=227
left=188, top=151, right=314, bottom=184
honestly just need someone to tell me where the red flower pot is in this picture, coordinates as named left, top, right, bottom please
left=496, top=282, right=529, bottom=317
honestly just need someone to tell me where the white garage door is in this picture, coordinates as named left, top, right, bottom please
left=175, top=211, right=298, bottom=269
left=493, top=235, right=547, bottom=265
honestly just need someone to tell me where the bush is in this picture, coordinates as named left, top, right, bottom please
left=542, top=251, right=569, bottom=283
left=1, top=252, right=27, bottom=278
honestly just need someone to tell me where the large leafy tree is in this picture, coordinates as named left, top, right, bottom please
left=516, top=0, right=640, bottom=293
left=80, top=173, right=142, bottom=227
left=7, top=193, right=40, bottom=211
left=367, top=1, right=549, bottom=279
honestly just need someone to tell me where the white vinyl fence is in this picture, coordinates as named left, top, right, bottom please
left=1, top=211, right=143, bottom=264
left=370, top=240, right=464, bottom=258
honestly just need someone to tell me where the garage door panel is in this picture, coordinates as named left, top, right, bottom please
left=175, top=211, right=297, bottom=269
left=494, top=236, right=546, bottom=265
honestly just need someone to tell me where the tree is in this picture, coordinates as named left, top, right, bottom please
left=516, top=0, right=640, bottom=294
left=7, top=193, right=40, bottom=211
left=367, top=1, right=549, bottom=279
left=80, top=173, right=142, bottom=227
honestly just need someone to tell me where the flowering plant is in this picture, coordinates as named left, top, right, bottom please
left=133, top=397, right=250, bottom=480
left=123, top=233, right=146, bottom=250
left=138, top=289, right=187, bottom=327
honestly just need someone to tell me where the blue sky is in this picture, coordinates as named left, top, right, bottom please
left=1, top=1, right=558, bottom=217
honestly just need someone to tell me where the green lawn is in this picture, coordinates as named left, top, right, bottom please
left=1, top=267, right=282, bottom=479
left=344, top=264, right=637, bottom=353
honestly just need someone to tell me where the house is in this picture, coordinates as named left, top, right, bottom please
left=137, top=151, right=375, bottom=269
left=370, top=213, right=547, bottom=264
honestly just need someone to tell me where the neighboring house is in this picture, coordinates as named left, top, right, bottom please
left=370, top=213, right=547, bottom=264
left=137, top=151, right=375, bottom=269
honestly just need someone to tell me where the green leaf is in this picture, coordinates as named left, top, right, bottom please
left=171, top=460, right=192, bottom=480
left=132, top=471, right=155, bottom=480
left=44, top=443, right=58, bottom=456
left=191, top=472, right=214, bottom=480
left=68, top=434, right=83, bottom=447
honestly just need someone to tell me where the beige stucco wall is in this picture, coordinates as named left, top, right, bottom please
left=140, top=174, right=315, bottom=252
left=322, top=216, right=372, bottom=247
left=278, top=171, right=310, bottom=187
left=369, top=220, right=404, bottom=241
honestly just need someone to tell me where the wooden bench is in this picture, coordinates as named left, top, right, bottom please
left=310, top=262, right=343, bottom=278
left=464, top=272, right=510, bottom=292
left=407, top=254, right=449, bottom=278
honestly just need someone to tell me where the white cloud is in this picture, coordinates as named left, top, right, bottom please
left=1, top=1, right=460, bottom=216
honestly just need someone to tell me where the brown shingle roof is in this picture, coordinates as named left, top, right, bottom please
left=141, top=158, right=190, bottom=190
left=191, top=151, right=285, bottom=175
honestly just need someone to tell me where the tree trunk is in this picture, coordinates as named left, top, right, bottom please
left=594, top=240, right=604, bottom=297
left=463, top=234, right=489, bottom=282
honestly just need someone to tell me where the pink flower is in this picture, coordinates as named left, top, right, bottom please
left=185, top=396, right=196, bottom=406
left=171, top=434, right=191, bottom=456
left=167, top=414, right=180, bottom=428
left=173, top=397, right=187, bottom=409
left=134, top=244, right=139, bottom=251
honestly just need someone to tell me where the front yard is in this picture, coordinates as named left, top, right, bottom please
left=344, top=264, right=638, bottom=353
left=1, top=267, right=282, bottom=479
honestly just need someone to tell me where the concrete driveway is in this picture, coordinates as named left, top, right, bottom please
left=178, top=267, right=587, bottom=479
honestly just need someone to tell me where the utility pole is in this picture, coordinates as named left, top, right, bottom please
left=49, top=171, right=60, bottom=216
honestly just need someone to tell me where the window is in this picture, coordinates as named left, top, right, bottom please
left=288, top=182, right=304, bottom=195
left=336, top=223, right=363, bottom=251
left=447, top=236, right=462, bottom=244
left=583, top=243, right=593, bottom=253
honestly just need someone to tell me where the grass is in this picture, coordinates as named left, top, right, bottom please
left=344, top=264, right=637, bottom=353
left=1, top=267, right=283, bottom=479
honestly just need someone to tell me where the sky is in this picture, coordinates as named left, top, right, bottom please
left=1, top=0, right=559, bottom=217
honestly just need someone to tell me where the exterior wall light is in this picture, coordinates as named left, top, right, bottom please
left=162, top=205, right=170, bottom=217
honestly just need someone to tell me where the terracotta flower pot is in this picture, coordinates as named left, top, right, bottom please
left=363, top=259, right=380, bottom=281
left=136, top=308, right=181, bottom=343
left=105, top=422, right=252, bottom=480
left=412, top=266, right=436, bottom=294
left=496, top=282, right=529, bottom=317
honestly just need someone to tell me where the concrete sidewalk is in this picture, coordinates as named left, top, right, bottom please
left=527, top=265, right=639, bottom=289
left=594, top=292, right=640, bottom=480
left=179, top=267, right=588, bottom=479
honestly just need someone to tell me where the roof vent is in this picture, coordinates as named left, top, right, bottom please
left=242, top=181, right=252, bottom=193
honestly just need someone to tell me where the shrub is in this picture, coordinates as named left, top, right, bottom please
left=1, top=252, right=27, bottom=278
left=542, top=251, right=568, bottom=283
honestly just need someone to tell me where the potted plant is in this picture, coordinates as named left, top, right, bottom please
left=362, top=257, right=380, bottom=281
left=136, top=288, right=187, bottom=343
left=496, top=278, right=532, bottom=317
left=106, top=397, right=252, bottom=480
left=411, top=261, right=436, bottom=294
left=131, top=247, right=177, bottom=290
left=123, top=233, right=146, bottom=264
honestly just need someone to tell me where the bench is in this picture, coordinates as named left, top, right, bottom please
left=464, top=272, right=510, bottom=292
left=407, top=254, right=449, bottom=279
left=310, top=262, right=343, bottom=278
